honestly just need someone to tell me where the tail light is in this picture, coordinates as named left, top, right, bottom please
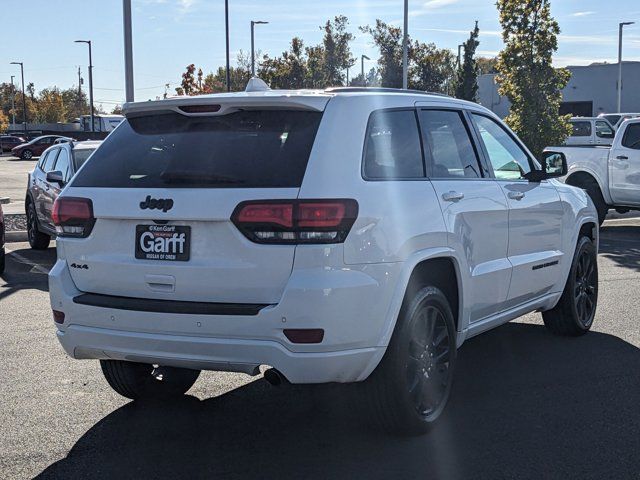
left=232, top=199, right=358, bottom=244
left=52, top=197, right=95, bottom=238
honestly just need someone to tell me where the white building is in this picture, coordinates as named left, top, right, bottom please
left=478, top=61, right=640, bottom=118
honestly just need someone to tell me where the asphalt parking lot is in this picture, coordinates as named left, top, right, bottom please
left=1, top=220, right=640, bottom=479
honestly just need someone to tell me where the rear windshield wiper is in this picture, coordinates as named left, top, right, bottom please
left=160, top=172, right=245, bottom=185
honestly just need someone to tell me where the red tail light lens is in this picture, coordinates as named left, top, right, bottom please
left=52, top=197, right=95, bottom=238
left=232, top=199, right=358, bottom=244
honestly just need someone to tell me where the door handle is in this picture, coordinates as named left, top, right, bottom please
left=508, top=191, right=525, bottom=201
left=616, top=155, right=629, bottom=160
left=442, top=191, right=464, bottom=202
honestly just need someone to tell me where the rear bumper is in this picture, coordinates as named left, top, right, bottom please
left=49, top=258, right=400, bottom=383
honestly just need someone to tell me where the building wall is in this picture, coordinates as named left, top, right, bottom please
left=478, top=61, right=640, bottom=118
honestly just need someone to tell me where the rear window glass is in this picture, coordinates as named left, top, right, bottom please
left=72, top=148, right=96, bottom=170
left=71, top=110, right=323, bottom=188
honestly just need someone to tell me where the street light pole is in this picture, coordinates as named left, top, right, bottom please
left=251, top=20, right=268, bottom=77
left=123, top=0, right=135, bottom=102
left=402, top=0, right=408, bottom=89
left=617, top=21, right=635, bottom=113
left=457, top=44, right=464, bottom=67
left=10, top=75, right=15, bottom=125
left=75, top=40, right=95, bottom=133
left=10, top=62, right=27, bottom=135
left=225, top=0, right=230, bottom=91
left=361, top=54, right=370, bottom=85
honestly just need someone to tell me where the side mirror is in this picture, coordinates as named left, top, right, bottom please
left=46, top=170, right=65, bottom=185
left=526, top=151, right=568, bottom=182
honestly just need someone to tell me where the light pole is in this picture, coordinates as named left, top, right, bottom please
left=10, top=75, right=15, bottom=125
left=75, top=40, right=94, bottom=133
left=251, top=20, right=268, bottom=77
left=123, top=0, right=134, bottom=102
left=617, top=21, right=635, bottom=113
left=402, top=0, right=408, bottom=89
left=225, top=0, right=230, bottom=91
left=10, top=62, right=27, bottom=135
left=361, top=54, right=370, bottom=86
left=457, top=44, right=464, bottom=67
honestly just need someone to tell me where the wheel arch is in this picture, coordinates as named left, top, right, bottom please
left=565, top=169, right=610, bottom=205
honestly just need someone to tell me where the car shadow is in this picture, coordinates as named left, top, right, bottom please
left=36, top=323, right=640, bottom=480
left=0, top=245, right=55, bottom=301
left=599, top=223, right=640, bottom=272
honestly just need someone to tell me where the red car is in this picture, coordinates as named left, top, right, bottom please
left=11, top=135, right=66, bottom=160
left=1, top=135, right=26, bottom=152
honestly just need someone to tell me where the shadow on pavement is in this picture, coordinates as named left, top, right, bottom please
left=0, top=245, right=55, bottom=301
left=36, top=323, right=640, bottom=480
left=600, top=223, right=640, bottom=272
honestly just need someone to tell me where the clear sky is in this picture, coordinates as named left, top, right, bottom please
left=2, top=0, right=639, bottom=111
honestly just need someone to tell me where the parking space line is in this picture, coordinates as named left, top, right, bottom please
left=4, top=246, right=51, bottom=275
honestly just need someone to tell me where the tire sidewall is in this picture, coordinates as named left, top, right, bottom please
left=385, top=287, right=457, bottom=430
left=566, top=237, right=598, bottom=331
left=27, top=202, right=38, bottom=246
left=21, top=150, right=33, bottom=160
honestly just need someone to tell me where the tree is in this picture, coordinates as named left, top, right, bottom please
left=496, top=0, right=572, bottom=158
left=477, top=56, right=498, bottom=75
left=321, top=15, right=355, bottom=86
left=360, top=20, right=403, bottom=88
left=455, top=21, right=480, bottom=101
left=35, top=87, right=66, bottom=123
left=0, top=110, right=8, bottom=133
left=411, top=40, right=456, bottom=94
left=260, top=38, right=307, bottom=89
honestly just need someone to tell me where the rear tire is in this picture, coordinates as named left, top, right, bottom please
left=543, top=236, right=598, bottom=336
left=0, top=247, right=5, bottom=274
left=100, top=360, right=200, bottom=400
left=584, top=183, right=608, bottom=226
left=21, top=150, right=33, bottom=160
left=26, top=201, right=51, bottom=250
left=365, top=286, right=457, bottom=435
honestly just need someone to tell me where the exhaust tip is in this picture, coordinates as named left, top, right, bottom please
left=264, top=368, right=287, bottom=386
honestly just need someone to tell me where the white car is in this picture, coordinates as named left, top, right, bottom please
left=565, top=117, right=615, bottom=146
left=548, top=118, right=640, bottom=225
left=599, top=112, right=640, bottom=130
left=49, top=85, right=599, bottom=434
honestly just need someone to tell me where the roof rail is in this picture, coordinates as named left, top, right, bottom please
left=324, top=87, right=451, bottom=97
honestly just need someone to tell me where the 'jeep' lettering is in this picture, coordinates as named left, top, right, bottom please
left=140, top=231, right=186, bottom=255
left=139, top=195, right=174, bottom=212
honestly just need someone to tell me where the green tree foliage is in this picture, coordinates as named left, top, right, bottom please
left=455, top=21, right=480, bottom=101
left=360, top=20, right=403, bottom=88
left=477, top=56, right=498, bottom=75
left=61, top=87, right=91, bottom=120
left=321, top=15, right=355, bottom=86
left=496, top=0, right=572, bottom=158
left=0, top=110, right=8, bottom=132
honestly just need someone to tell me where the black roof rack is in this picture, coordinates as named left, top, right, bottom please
left=324, top=87, right=451, bottom=97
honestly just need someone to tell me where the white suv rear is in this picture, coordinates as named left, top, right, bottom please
left=49, top=87, right=599, bottom=433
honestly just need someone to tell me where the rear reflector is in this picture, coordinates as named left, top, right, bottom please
left=52, top=197, right=95, bottom=238
left=283, top=329, right=324, bottom=344
left=232, top=199, right=358, bottom=244
left=52, top=310, right=65, bottom=324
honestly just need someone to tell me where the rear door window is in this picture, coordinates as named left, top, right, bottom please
left=363, top=109, right=424, bottom=179
left=72, top=110, right=323, bottom=188
left=418, top=109, right=482, bottom=178
left=571, top=121, right=592, bottom=137
left=53, top=148, right=72, bottom=182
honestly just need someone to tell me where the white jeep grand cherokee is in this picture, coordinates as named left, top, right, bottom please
left=49, top=86, right=599, bottom=434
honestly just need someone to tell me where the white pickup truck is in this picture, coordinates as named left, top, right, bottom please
left=548, top=118, right=640, bottom=224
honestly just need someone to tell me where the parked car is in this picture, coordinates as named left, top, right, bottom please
left=548, top=117, right=640, bottom=225
left=53, top=136, right=77, bottom=145
left=11, top=135, right=68, bottom=160
left=49, top=86, right=598, bottom=434
left=0, top=203, right=4, bottom=274
left=598, top=112, right=640, bottom=130
left=565, top=117, right=615, bottom=146
left=25, top=140, right=101, bottom=249
left=0, top=135, right=26, bottom=152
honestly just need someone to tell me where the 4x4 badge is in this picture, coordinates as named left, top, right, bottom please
left=140, top=195, right=174, bottom=213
